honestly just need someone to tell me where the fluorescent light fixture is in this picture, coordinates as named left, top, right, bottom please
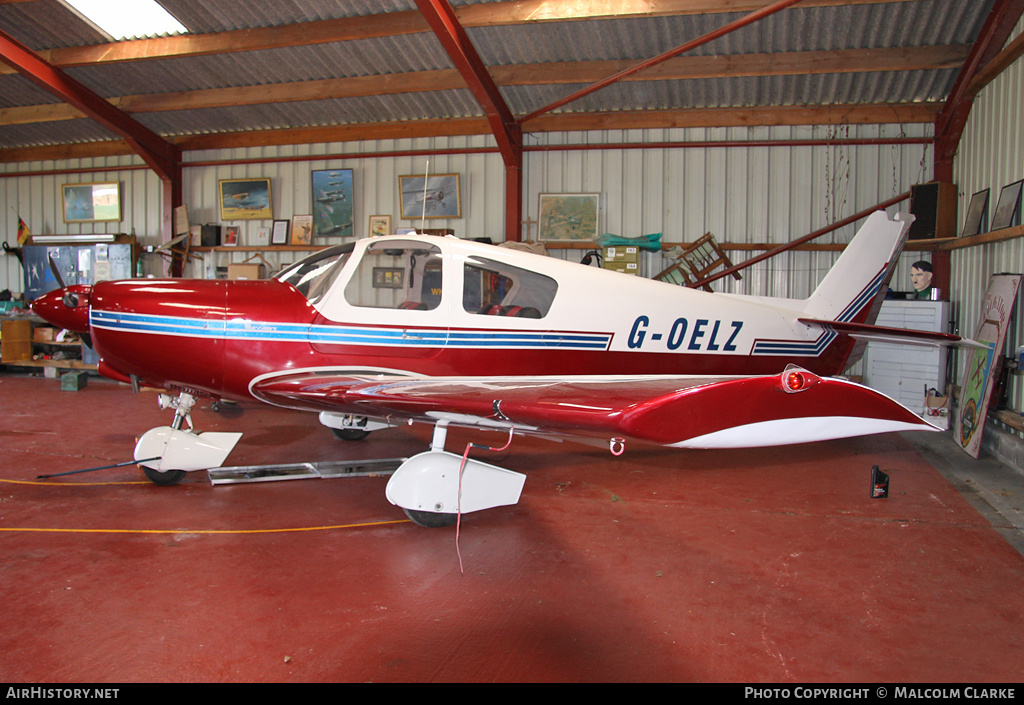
left=32, top=234, right=117, bottom=243
left=59, top=0, right=187, bottom=41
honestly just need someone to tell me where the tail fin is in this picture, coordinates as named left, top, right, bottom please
left=800, top=210, right=913, bottom=371
left=803, top=210, right=913, bottom=324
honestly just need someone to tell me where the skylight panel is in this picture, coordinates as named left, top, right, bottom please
left=59, top=0, right=188, bottom=41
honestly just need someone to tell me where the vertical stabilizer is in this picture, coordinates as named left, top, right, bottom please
left=803, top=210, right=913, bottom=324
left=801, top=210, right=914, bottom=372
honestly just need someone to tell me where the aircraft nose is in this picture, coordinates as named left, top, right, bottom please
left=31, top=285, right=92, bottom=332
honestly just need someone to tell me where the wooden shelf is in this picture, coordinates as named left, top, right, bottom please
left=938, top=224, right=1024, bottom=250
left=2, top=359, right=97, bottom=371
left=533, top=224, right=1024, bottom=254
left=193, top=245, right=324, bottom=253
left=1, top=318, right=93, bottom=371
left=992, top=409, right=1024, bottom=434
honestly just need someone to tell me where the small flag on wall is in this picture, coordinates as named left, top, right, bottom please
left=17, top=216, right=30, bottom=245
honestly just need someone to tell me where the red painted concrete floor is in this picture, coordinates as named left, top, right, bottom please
left=1, top=372, right=1023, bottom=683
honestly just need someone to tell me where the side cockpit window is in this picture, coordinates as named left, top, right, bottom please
left=463, top=256, right=557, bottom=319
left=344, top=240, right=443, bottom=310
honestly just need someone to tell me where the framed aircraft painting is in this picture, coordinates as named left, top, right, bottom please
left=311, top=168, right=353, bottom=237
left=538, top=193, right=599, bottom=243
left=62, top=181, right=121, bottom=223
left=219, top=178, right=272, bottom=221
left=369, top=215, right=391, bottom=237
left=399, top=173, right=461, bottom=219
left=291, top=214, right=313, bottom=246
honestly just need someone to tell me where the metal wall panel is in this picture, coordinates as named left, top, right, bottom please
left=0, top=156, right=164, bottom=298
left=2, top=124, right=932, bottom=320
left=953, top=17, right=1024, bottom=414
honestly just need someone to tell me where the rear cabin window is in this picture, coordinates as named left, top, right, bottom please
left=463, top=256, right=557, bottom=319
left=344, top=241, right=443, bottom=310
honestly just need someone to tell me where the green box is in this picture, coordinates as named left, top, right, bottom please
left=602, top=246, right=640, bottom=263
left=602, top=260, right=639, bottom=275
left=60, top=370, right=88, bottom=391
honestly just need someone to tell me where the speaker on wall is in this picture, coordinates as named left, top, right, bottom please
left=200, top=224, right=222, bottom=247
left=908, top=182, right=957, bottom=240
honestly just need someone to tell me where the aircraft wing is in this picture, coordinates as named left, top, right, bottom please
left=798, top=318, right=987, bottom=348
left=251, top=368, right=937, bottom=450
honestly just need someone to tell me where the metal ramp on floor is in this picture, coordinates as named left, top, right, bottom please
left=207, top=457, right=406, bottom=485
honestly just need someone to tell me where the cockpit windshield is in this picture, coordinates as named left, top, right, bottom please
left=275, top=243, right=354, bottom=305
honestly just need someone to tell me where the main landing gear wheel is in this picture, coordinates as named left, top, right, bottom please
left=142, top=467, right=187, bottom=486
left=331, top=427, right=370, bottom=441
left=403, top=508, right=458, bottom=528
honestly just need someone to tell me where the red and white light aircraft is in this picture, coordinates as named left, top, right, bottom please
left=32, top=210, right=967, bottom=526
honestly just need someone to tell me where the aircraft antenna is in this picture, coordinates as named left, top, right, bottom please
left=420, top=161, right=429, bottom=233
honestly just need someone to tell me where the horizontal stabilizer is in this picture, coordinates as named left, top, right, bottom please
left=798, top=318, right=987, bottom=348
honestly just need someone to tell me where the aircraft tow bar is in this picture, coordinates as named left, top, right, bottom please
left=37, top=457, right=163, bottom=480
left=206, top=457, right=407, bottom=485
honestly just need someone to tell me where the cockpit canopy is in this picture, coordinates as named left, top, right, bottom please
left=277, top=237, right=559, bottom=319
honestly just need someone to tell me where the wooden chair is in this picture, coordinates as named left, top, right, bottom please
left=654, top=232, right=741, bottom=291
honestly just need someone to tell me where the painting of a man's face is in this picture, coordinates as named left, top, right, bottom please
left=911, top=266, right=933, bottom=292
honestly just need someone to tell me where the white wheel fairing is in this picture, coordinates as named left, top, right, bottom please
left=385, top=450, right=526, bottom=516
left=134, top=426, right=242, bottom=472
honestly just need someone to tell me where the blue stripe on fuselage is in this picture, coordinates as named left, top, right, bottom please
left=89, top=310, right=611, bottom=350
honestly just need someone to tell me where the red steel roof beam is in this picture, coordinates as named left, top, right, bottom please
left=414, top=0, right=523, bottom=240
left=934, top=0, right=1024, bottom=182
left=0, top=29, right=180, bottom=180
left=0, top=28, right=185, bottom=267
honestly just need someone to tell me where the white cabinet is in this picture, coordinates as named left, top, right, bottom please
left=863, top=300, right=949, bottom=418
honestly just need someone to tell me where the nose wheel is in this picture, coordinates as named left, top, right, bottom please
left=404, top=508, right=458, bottom=528
left=136, top=391, right=242, bottom=485
left=142, top=466, right=187, bottom=486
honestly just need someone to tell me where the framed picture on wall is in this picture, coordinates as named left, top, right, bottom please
left=372, top=267, right=404, bottom=289
left=311, top=168, right=353, bottom=237
left=369, top=215, right=391, bottom=237
left=399, top=173, right=461, bottom=219
left=61, top=182, right=121, bottom=223
left=291, top=215, right=313, bottom=245
left=960, top=188, right=989, bottom=237
left=538, top=193, right=600, bottom=242
left=991, top=179, right=1023, bottom=230
left=219, top=178, right=273, bottom=221
left=271, top=219, right=289, bottom=245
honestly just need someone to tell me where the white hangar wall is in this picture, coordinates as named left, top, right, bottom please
left=1, top=122, right=933, bottom=300
left=525, top=123, right=932, bottom=302
left=953, top=15, right=1024, bottom=418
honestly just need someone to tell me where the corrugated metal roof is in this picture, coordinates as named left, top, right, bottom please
left=0, top=0, right=1003, bottom=153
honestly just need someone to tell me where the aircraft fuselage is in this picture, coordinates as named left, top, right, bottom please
left=31, top=233, right=873, bottom=407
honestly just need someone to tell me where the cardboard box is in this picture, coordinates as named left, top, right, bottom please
left=1, top=319, right=32, bottom=363
left=227, top=263, right=265, bottom=280
left=602, top=246, right=640, bottom=263
left=603, top=260, right=639, bottom=276
left=33, top=326, right=56, bottom=342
